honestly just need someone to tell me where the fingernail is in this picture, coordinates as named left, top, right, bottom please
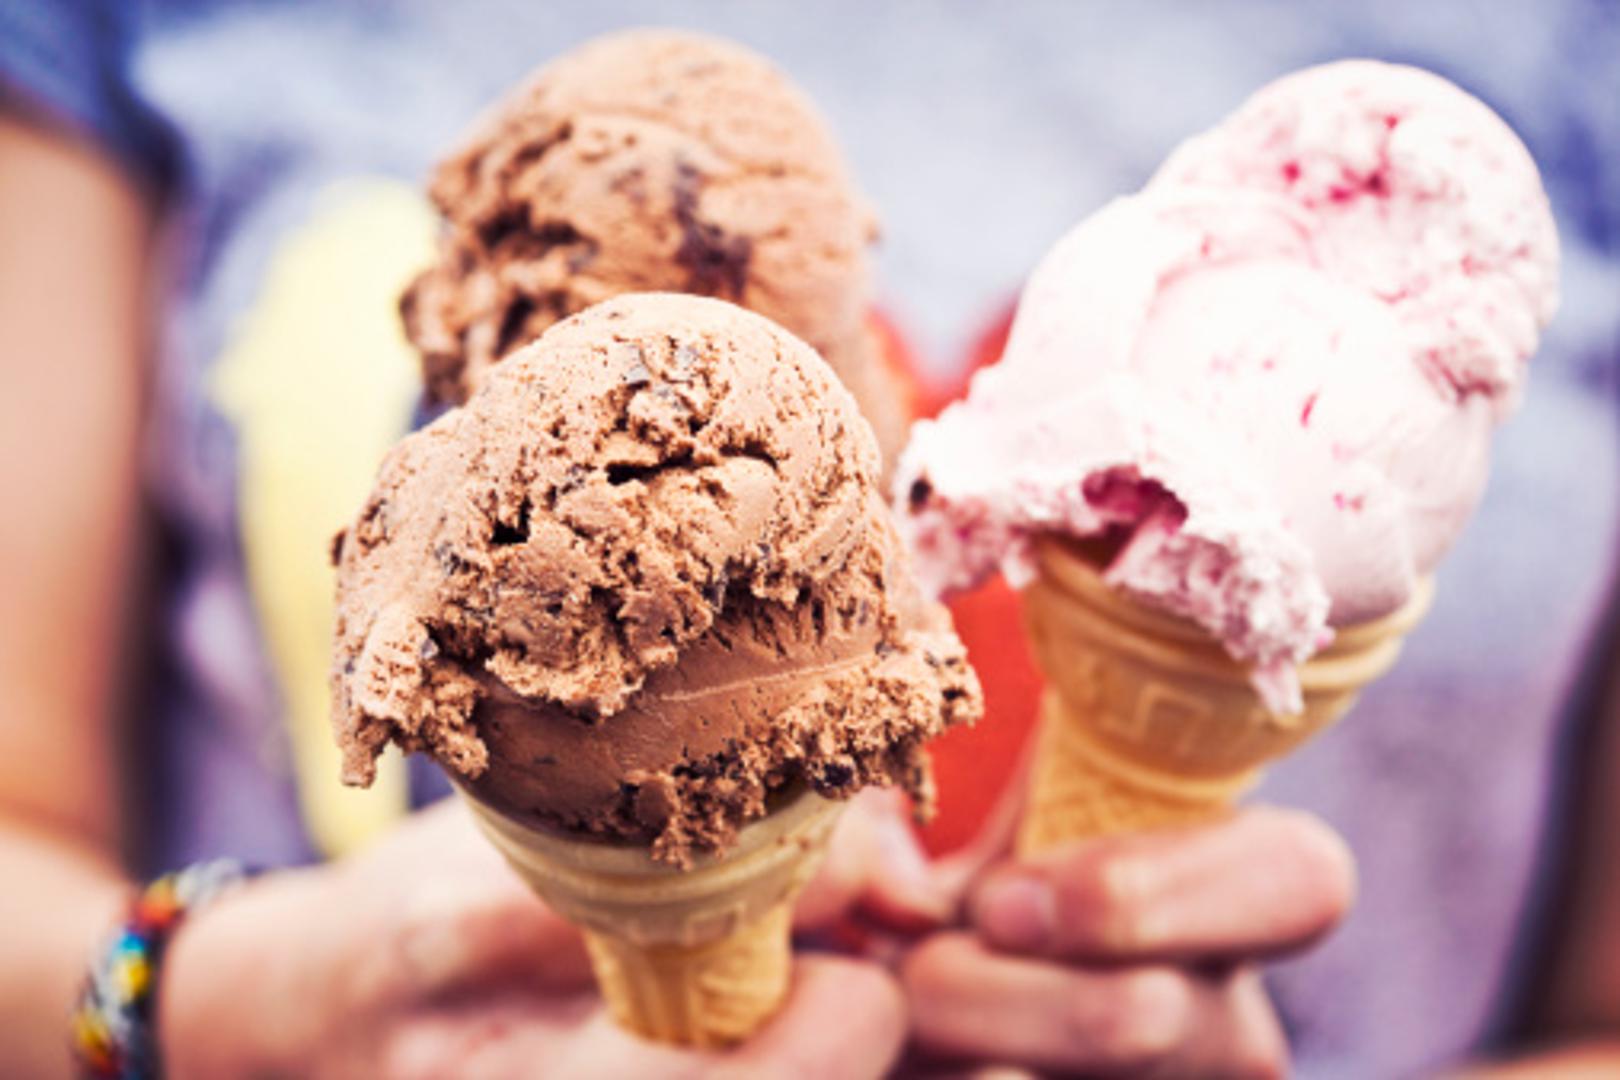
left=976, top=874, right=1056, bottom=952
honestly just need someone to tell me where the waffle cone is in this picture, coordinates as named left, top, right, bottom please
left=459, top=786, right=842, bottom=1047
left=1017, top=537, right=1433, bottom=854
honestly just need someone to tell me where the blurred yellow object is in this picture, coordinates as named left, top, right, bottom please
left=211, top=178, right=435, bottom=856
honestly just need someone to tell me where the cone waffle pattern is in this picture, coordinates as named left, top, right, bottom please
left=583, top=903, right=793, bottom=1045
left=460, top=787, right=842, bottom=1047
left=1017, top=539, right=1432, bottom=854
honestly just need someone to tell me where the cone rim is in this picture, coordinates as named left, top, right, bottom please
left=1028, top=534, right=1435, bottom=697
left=455, top=779, right=839, bottom=878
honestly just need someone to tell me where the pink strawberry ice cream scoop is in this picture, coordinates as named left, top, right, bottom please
left=897, top=61, right=1558, bottom=712
left=1152, top=60, right=1559, bottom=409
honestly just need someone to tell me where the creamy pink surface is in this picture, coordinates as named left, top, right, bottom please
left=897, top=61, right=1557, bottom=711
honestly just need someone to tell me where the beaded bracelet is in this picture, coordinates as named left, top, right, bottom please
left=70, top=859, right=251, bottom=1080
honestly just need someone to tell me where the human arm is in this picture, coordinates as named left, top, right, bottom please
left=0, top=110, right=154, bottom=1078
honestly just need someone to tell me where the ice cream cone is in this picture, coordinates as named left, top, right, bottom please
left=1017, top=537, right=1433, bottom=854
left=458, top=784, right=843, bottom=1047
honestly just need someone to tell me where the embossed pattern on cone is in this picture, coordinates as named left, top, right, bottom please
left=1018, top=538, right=1432, bottom=853
left=583, top=904, right=794, bottom=1045
left=1020, top=688, right=1263, bottom=847
left=458, top=784, right=841, bottom=1046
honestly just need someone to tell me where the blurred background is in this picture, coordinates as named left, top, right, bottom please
left=114, top=0, right=1620, bottom=376
left=3, top=2, right=1617, bottom=1078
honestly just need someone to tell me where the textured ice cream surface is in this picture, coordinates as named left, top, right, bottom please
left=1153, top=60, right=1559, bottom=409
left=334, top=294, right=979, bottom=862
left=402, top=28, right=879, bottom=410
left=898, top=62, right=1556, bottom=712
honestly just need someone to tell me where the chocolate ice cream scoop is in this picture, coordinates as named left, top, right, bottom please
left=402, top=29, right=881, bottom=411
left=332, top=293, right=979, bottom=862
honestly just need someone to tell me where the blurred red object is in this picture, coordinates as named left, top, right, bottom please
left=866, top=304, right=929, bottom=422
left=873, top=299, right=1041, bottom=855
left=915, top=300, right=1016, bottom=421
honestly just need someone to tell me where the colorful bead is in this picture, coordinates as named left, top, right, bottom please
left=70, top=859, right=250, bottom=1080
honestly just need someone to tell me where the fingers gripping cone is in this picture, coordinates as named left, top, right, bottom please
left=459, top=786, right=843, bottom=1047
left=1017, top=538, right=1433, bottom=854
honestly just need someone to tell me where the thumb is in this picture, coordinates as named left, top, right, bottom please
left=720, top=956, right=907, bottom=1079
left=547, top=956, right=907, bottom=1079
